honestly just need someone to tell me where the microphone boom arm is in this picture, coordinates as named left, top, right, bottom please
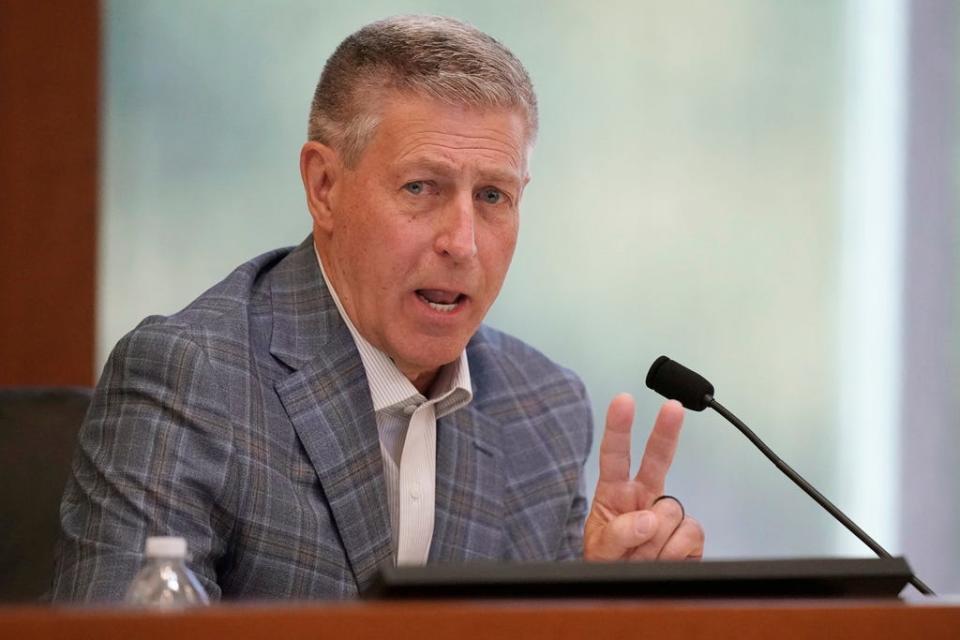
left=706, top=395, right=935, bottom=597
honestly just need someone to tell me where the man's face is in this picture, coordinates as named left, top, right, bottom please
left=310, top=94, right=529, bottom=387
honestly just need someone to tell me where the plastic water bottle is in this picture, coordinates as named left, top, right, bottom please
left=124, top=536, right=210, bottom=608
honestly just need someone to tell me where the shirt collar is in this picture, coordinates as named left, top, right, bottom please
left=314, top=244, right=472, bottom=418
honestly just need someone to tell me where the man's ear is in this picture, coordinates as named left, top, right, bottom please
left=300, top=141, right=341, bottom=233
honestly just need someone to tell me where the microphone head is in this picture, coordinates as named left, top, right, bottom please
left=645, top=356, right=715, bottom=411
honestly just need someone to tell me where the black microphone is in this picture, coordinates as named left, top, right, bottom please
left=645, top=355, right=935, bottom=597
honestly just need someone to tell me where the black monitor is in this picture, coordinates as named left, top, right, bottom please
left=364, top=557, right=912, bottom=600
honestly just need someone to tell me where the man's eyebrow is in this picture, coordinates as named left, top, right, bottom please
left=393, top=157, right=524, bottom=185
left=392, top=157, right=456, bottom=175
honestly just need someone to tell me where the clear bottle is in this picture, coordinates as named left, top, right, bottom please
left=124, top=536, right=210, bottom=608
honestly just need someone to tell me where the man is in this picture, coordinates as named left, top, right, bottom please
left=53, top=15, right=703, bottom=601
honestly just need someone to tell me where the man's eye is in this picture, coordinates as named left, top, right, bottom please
left=404, top=181, right=425, bottom=195
left=478, top=188, right=503, bottom=205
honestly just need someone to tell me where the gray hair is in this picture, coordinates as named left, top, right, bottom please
left=307, top=15, right=538, bottom=166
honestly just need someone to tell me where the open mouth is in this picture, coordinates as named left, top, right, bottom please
left=416, top=289, right=466, bottom=313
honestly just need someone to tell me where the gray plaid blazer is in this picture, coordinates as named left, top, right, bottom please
left=52, top=237, right=592, bottom=601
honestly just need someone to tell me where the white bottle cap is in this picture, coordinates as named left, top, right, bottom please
left=144, top=536, right=188, bottom=558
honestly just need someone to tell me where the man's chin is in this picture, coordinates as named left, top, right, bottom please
left=392, top=338, right=469, bottom=378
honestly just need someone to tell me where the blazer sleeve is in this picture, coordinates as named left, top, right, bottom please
left=51, top=322, right=236, bottom=602
left=555, top=473, right=589, bottom=560
left=554, top=378, right=594, bottom=561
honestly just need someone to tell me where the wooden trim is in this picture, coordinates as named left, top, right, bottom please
left=1, top=600, right=959, bottom=640
left=0, top=1, right=100, bottom=386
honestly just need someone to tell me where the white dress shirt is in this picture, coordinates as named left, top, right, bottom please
left=315, top=248, right=472, bottom=565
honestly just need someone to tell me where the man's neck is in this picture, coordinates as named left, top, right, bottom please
left=406, top=367, right=439, bottom=395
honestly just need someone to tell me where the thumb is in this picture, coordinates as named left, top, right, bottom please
left=585, top=510, right=657, bottom=561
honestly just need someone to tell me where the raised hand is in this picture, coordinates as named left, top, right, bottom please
left=583, top=393, right=704, bottom=561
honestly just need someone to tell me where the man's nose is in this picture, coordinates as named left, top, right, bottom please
left=434, top=193, right=478, bottom=261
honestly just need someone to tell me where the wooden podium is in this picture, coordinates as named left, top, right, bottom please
left=2, top=600, right=958, bottom=639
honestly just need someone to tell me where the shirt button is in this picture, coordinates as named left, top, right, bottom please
left=409, top=484, right=420, bottom=500
left=403, top=405, right=417, bottom=416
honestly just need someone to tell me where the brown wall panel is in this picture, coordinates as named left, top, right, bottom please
left=0, top=1, right=100, bottom=386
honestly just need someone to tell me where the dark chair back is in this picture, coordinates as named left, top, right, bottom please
left=0, top=387, right=91, bottom=602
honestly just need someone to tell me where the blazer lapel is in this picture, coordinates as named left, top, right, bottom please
left=430, top=403, right=504, bottom=562
left=270, top=238, right=392, bottom=592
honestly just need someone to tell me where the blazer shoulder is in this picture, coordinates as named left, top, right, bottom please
left=161, top=245, right=292, bottom=324
left=126, top=245, right=295, bottom=348
left=469, top=324, right=588, bottom=399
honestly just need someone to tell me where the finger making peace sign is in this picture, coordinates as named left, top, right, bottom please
left=583, top=393, right=705, bottom=561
